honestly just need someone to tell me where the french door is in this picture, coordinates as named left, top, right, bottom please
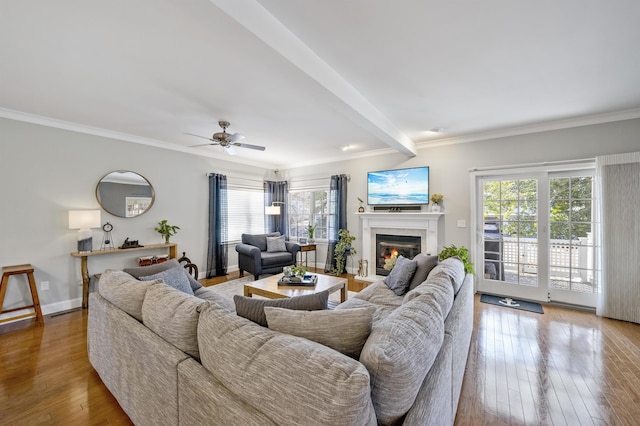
left=474, top=168, right=597, bottom=308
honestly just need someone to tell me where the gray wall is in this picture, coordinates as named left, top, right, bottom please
left=0, top=117, right=269, bottom=316
left=2, top=116, right=638, bottom=317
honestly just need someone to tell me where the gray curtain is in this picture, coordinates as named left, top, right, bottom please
left=595, top=151, right=640, bottom=323
left=264, top=180, right=288, bottom=235
left=325, top=174, right=349, bottom=272
left=206, top=173, right=228, bottom=278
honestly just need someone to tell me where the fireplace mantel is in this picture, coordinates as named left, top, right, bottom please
left=357, top=211, right=443, bottom=280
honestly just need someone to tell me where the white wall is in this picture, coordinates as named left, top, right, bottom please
left=2, top=116, right=639, bottom=316
left=286, top=118, right=640, bottom=268
left=0, top=117, right=269, bottom=315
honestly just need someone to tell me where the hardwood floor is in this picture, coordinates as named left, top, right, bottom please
left=2, top=285, right=639, bottom=425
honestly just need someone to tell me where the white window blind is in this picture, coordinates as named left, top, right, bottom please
left=225, top=187, right=265, bottom=243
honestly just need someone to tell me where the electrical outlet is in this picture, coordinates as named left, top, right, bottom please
left=40, top=281, right=49, bottom=291
left=457, top=220, right=466, bottom=228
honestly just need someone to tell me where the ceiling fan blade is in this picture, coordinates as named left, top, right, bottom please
left=188, top=142, right=216, bottom=148
left=184, top=132, right=212, bottom=140
left=234, top=142, right=266, bottom=151
left=228, top=132, right=245, bottom=142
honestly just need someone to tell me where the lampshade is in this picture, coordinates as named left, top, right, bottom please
left=265, top=205, right=281, bottom=215
left=69, top=210, right=101, bottom=253
left=68, top=210, right=101, bottom=230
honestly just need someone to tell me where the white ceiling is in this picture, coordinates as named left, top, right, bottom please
left=2, top=0, right=639, bottom=169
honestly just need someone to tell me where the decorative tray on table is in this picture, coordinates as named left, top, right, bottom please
left=278, top=274, right=318, bottom=286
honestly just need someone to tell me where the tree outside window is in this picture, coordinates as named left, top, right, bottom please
left=289, top=190, right=329, bottom=240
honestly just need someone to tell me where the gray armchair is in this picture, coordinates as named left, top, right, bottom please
left=236, top=232, right=301, bottom=280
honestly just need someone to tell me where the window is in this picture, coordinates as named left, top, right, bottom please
left=289, top=190, right=329, bottom=240
left=225, top=187, right=265, bottom=243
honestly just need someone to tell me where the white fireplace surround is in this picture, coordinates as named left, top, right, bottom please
left=357, top=212, right=443, bottom=280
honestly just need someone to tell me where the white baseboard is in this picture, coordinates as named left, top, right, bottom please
left=0, top=298, right=82, bottom=325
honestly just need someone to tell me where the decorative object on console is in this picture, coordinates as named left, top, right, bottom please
left=332, top=229, right=356, bottom=275
left=138, top=255, right=169, bottom=266
left=155, top=219, right=180, bottom=243
left=120, top=238, right=144, bottom=249
left=101, top=222, right=115, bottom=250
left=68, top=210, right=101, bottom=253
left=430, top=193, right=443, bottom=212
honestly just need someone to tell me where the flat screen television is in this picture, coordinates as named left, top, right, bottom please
left=367, top=166, right=429, bottom=206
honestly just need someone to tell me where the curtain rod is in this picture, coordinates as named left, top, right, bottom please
left=206, top=173, right=351, bottom=183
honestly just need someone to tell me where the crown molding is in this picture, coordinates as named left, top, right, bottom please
left=415, top=108, right=640, bottom=149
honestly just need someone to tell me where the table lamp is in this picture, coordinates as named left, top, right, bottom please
left=69, top=210, right=101, bottom=253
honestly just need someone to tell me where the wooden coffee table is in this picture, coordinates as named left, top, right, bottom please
left=243, top=273, right=348, bottom=303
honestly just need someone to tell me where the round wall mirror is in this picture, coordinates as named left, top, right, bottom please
left=96, top=171, right=155, bottom=218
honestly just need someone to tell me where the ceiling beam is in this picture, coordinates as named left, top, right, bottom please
left=208, top=0, right=417, bottom=157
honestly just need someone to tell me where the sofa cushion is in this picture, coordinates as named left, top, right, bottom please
left=266, top=235, right=287, bottom=252
left=264, top=305, right=376, bottom=359
left=233, top=291, right=329, bottom=327
left=408, top=253, right=439, bottom=291
left=359, top=293, right=445, bottom=425
left=241, top=232, right=280, bottom=252
left=98, top=269, right=157, bottom=321
left=428, top=256, right=465, bottom=294
left=142, top=282, right=206, bottom=360
left=197, top=303, right=377, bottom=425
left=123, top=258, right=202, bottom=292
left=383, top=255, right=417, bottom=296
left=404, top=271, right=455, bottom=319
left=139, top=265, right=194, bottom=295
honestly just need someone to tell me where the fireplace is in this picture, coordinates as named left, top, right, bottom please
left=357, top=211, right=443, bottom=280
left=376, top=234, right=421, bottom=276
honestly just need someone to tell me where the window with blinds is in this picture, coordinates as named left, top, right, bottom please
left=225, top=187, right=265, bottom=243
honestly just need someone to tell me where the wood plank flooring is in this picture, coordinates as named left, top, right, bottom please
left=2, top=278, right=640, bottom=425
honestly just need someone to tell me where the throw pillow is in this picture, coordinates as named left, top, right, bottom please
left=123, top=258, right=202, bottom=292
left=383, top=255, right=418, bottom=296
left=265, top=306, right=376, bottom=359
left=140, top=265, right=194, bottom=295
left=266, top=235, right=287, bottom=253
left=407, top=253, right=439, bottom=291
left=233, top=291, right=329, bottom=327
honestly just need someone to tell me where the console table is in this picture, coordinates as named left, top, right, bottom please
left=71, top=243, right=177, bottom=309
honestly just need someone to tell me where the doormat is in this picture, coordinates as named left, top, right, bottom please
left=480, top=294, right=544, bottom=314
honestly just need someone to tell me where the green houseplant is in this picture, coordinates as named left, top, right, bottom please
left=307, top=224, right=316, bottom=242
left=439, top=244, right=474, bottom=275
left=155, top=220, right=180, bottom=244
left=332, top=229, right=356, bottom=275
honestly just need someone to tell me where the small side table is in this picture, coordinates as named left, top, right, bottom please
left=0, top=264, right=44, bottom=326
left=298, top=244, right=317, bottom=269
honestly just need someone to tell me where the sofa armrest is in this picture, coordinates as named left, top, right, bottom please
left=285, top=241, right=301, bottom=257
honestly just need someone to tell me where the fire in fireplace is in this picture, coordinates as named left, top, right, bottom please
left=376, top=234, right=421, bottom=276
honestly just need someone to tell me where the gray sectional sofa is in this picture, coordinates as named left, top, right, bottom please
left=88, top=257, right=473, bottom=425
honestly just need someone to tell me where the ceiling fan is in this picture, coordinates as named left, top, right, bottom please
left=187, top=121, right=266, bottom=155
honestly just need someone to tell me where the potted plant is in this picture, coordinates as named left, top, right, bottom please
left=357, top=197, right=365, bottom=213
left=155, top=220, right=180, bottom=244
left=307, top=224, right=316, bottom=243
left=439, top=244, right=475, bottom=275
left=431, top=193, right=443, bottom=212
left=332, top=229, right=357, bottom=275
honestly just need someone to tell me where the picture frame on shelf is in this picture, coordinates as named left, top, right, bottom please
left=299, top=237, right=308, bottom=245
